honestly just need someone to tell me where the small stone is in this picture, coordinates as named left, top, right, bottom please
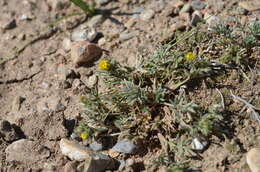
left=71, top=41, right=102, bottom=67
left=180, top=3, right=191, bottom=13
left=108, top=149, right=120, bottom=158
left=179, top=12, right=190, bottom=22
left=87, top=15, right=104, bottom=27
left=60, top=138, right=92, bottom=161
left=126, top=158, right=135, bottom=167
left=171, top=22, right=186, bottom=31
left=191, top=137, right=208, bottom=152
left=98, top=37, right=106, bottom=46
left=43, top=163, right=56, bottom=172
left=238, top=1, right=260, bottom=12
left=70, top=133, right=80, bottom=140
left=5, top=139, right=50, bottom=163
left=247, top=148, right=260, bottom=172
left=57, top=65, right=77, bottom=81
left=83, top=74, right=98, bottom=88
left=97, top=0, right=110, bottom=5
left=12, top=96, right=25, bottom=112
left=1, top=18, right=16, bottom=30
left=84, top=153, right=119, bottom=172
left=119, top=31, right=139, bottom=41
left=125, top=18, right=137, bottom=28
left=191, top=1, right=206, bottom=10
left=62, top=38, right=71, bottom=52
left=112, top=141, right=136, bottom=154
left=191, top=11, right=202, bottom=26
left=71, top=28, right=97, bottom=42
left=63, top=161, right=79, bottom=172
left=140, top=9, right=155, bottom=21
left=118, top=160, right=126, bottom=171
left=18, top=33, right=26, bottom=40
left=89, top=141, right=103, bottom=152
left=204, top=15, right=222, bottom=30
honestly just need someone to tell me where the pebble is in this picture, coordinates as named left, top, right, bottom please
left=119, top=31, right=139, bottom=41
left=12, top=96, right=25, bottom=112
left=126, top=158, right=135, bottom=167
left=140, top=9, right=155, bottom=21
left=47, top=96, right=65, bottom=112
left=60, top=138, right=92, bottom=161
left=57, top=65, right=77, bottom=81
left=191, top=1, right=206, bottom=11
left=118, top=160, right=126, bottom=171
left=171, top=22, right=186, bottom=31
left=247, top=148, right=260, bottom=172
left=180, top=3, right=191, bottom=13
left=71, top=41, right=102, bottom=67
left=87, top=15, right=104, bottom=27
left=204, top=14, right=222, bottom=30
left=97, top=0, right=110, bottom=5
left=112, top=141, right=136, bottom=154
left=89, top=141, right=103, bottom=152
left=191, top=11, right=202, bottom=26
left=62, top=38, right=71, bottom=52
left=5, top=139, right=50, bottom=163
left=238, top=1, right=260, bottom=12
left=98, top=37, right=106, bottom=46
left=191, top=137, right=208, bottom=152
left=1, top=18, right=16, bottom=30
left=71, top=27, right=97, bottom=42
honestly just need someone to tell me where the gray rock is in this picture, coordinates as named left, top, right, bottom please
left=112, top=141, right=136, bottom=154
left=87, top=15, right=104, bottom=27
left=47, top=96, right=66, bottom=112
left=84, top=153, right=119, bottom=172
left=191, top=137, right=208, bottom=152
left=1, top=18, right=16, bottom=30
left=71, top=28, right=97, bottom=42
left=5, top=139, right=50, bottom=163
left=246, top=148, right=260, bottom=172
left=126, top=158, right=135, bottom=167
left=191, top=11, right=202, bottom=26
left=191, top=1, right=206, bottom=10
left=89, top=141, right=103, bottom=151
left=180, top=3, right=191, bottom=13
left=119, top=31, right=139, bottom=41
left=63, top=161, right=79, bottom=172
left=71, top=41, right=102, bottom=67
left=140, top=9, right=155, bottom=21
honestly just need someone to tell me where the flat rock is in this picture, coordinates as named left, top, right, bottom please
left=140, top=9, right=155, bottom=21
left=191, top=1, right=206, bottom=10
left=247, top=148, right=260, bottom=172
left=71, top=41, right=102, bottom=67
left=60, top=138, right=92, bottom=161
left=112, top=141, right=136, bottom=154
left=87, top=15, right=104, bottom=27
left=238, top=1, right=260, bottom=11
left=5, top=139, right=50, bottom=164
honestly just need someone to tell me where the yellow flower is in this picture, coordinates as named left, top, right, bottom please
left=98, top=59, right=110, bottom=70
left=185, top=52, right=196, bottom=61
left=80, top=131, right=89, bottom=141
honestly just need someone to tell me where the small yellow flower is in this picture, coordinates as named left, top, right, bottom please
left=98, top=59, right=110, bottom=70
left=185, top=52, right=196, bottom=61
left=80, top=131, right=89, bottom=141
